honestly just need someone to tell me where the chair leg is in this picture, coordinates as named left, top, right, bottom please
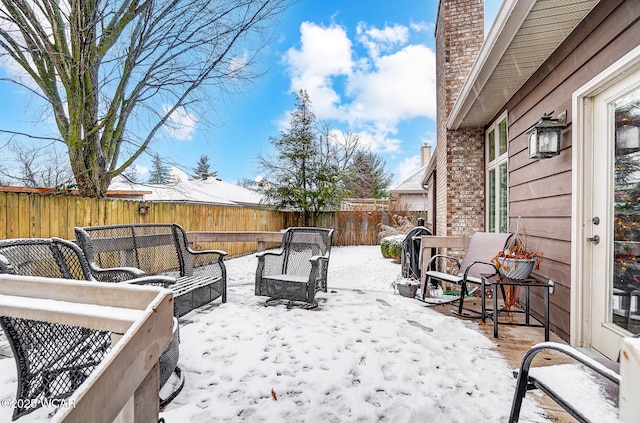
left=457, top=282, right=468, bottom=315
left=509, top=372, right=529, bottom=423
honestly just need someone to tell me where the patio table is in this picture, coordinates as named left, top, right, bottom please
left=481, top=274, right=552, bottom=341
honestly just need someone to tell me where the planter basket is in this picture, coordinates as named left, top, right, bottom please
left=397, top=282, right=420, bottom=298
left=498, top=258, right=536, bottom=280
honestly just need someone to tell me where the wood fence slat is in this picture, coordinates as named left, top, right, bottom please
left=0, top=193, right=7, bottom=239
left=0, top=193, right=398, bottom=253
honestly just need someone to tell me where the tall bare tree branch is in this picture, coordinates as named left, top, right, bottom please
left=0, top=0, right=293, bottom=196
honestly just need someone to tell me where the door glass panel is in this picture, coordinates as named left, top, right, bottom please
left=612, top=86, right=640, bottom=333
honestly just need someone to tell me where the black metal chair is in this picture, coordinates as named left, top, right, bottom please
left=422, top=232, right=513, bottom=316
left=0, top=238, right=183, bottom=419
left=255, top=227, right=334, bottom=308
left=509, top=341, right=622, bottom=423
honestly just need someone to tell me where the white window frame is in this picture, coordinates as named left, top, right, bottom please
left=485, top=111, right=509, bottom=233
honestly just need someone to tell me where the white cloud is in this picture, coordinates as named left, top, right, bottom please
left=346, top=44, right=436, bottom=125
left=410, top=21, right=433, bottom=34
left=162, top=105, right=197, bottom=141
left=285, top=22, right=353, bottom=118
left=394, top=155, right=422, bottom=184
left=284, top=21, right=436, bottom=158
left=356, top=23, right=408, bottom=60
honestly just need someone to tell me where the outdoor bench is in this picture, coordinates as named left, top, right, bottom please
left=75, top=223, right=227, bottom=318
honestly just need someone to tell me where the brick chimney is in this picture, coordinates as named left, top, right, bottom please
left=434, top=0, right=485, bottom=237
left=421, top=143, right=432, bottom=167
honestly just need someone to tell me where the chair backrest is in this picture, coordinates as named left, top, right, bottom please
left=75, top=223, right=184, bottom=277
left=458, top=232, right=513, bottom=279
left=0, top=237, right=94, bottom=280
left=282, top=227, right=334, bottom=277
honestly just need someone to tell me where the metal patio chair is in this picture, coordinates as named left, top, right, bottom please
left=422, top=231, right=513, bottom=316
left=509, top=341, right=623, bottom=423
left=255, top=227, right=334, bottom=308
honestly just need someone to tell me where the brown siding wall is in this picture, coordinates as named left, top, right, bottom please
left=501, top=0, right=640, bottom=341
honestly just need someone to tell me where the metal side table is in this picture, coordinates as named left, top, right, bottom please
left=481, top=274, right=552, bottom=341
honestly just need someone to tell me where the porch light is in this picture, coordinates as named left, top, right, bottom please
left=527, top=111, right=567, bottom=159
left=616, top=121, right=640, bottom=153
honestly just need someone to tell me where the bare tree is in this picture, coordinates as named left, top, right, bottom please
left=317, top=121, right=361, bottom=172
left=0, top=0, right=293, bottom=197
left=0, top=144, right=74, bottom=188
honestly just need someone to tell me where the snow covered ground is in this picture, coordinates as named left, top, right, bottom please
left=0, top=246, right=620, bottom=422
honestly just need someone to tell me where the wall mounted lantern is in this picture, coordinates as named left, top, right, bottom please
left=616, top=120, right=640, bottom=153
left=527, top=111, right=567, bottom=159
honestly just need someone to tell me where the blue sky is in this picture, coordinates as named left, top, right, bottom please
left=0, top=1, right=502, bottom=187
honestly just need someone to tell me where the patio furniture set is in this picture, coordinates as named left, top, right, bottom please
left=0, top=224, right=332, bottom=420
left=411, top=229, right=626, bottom=422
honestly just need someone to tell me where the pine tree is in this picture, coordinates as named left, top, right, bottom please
left=148, top=154, right=171, bottom=184
left=193, top=155, right=216, bottom=180
left=258, top=90, right=346, bottom=225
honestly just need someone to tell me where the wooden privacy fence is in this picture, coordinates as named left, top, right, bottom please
left=0, top=192, right=397, bottom=256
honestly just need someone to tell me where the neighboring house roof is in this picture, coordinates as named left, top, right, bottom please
left=108, top=168, right=264, bottom=207
left=447, top=0, right=599, bottom=129
left=0, top=185, right=153, bottom=197
left=389, top=165, right=428, bottom=195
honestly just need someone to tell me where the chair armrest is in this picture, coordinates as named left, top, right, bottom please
left=184, top=247, right=228, bottom=260
left=124, top=275, right=176, bottom=288
left=461, top=260, right=498, bottom=280
left=309, top=254, right=329, bottom=263
left=425, top=254, right=461, bottom=272
left=515, top=342, right=621, bottom=385
left=90, top=265, right=146, bottom=282
left=256, top=249, right=285, bottom=259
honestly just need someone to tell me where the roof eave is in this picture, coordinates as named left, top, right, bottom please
left=447, top=0, right=599, bottom=130
left=447, top=0, right=534, bottom=130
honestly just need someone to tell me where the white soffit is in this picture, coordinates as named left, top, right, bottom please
left=447, top=0, right=599, bottom=129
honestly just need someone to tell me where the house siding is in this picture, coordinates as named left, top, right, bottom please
left=499, top=0, right=640, bottom=341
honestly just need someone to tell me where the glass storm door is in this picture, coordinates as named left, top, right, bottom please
left=591, top=68, right=640, bottom=357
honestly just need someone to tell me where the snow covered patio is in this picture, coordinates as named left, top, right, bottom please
left=0, top=246, right=619, bottom=422
left=159, top=246, right=550, bottom=422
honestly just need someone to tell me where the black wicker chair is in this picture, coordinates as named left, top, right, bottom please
left=0, top=238, right=183, bottom=419
left=255, top=227, right=334, bottom=308
left=75, top=223, right=227, bottom=317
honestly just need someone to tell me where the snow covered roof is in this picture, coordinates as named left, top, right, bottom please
left=388, top=165, right=428, bottom=194
left=108, top=168, right=265, bottom=207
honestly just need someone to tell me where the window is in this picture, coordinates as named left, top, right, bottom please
left=486, top=113, right=508, bottom=233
